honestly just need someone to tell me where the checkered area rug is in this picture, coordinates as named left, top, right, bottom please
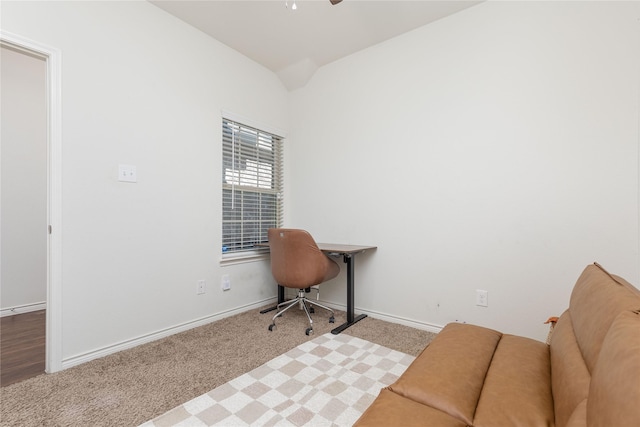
left=140, top=333, right=415, bottom=426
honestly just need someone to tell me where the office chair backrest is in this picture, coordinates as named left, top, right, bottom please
left=268, top=228, right=339, bottom=289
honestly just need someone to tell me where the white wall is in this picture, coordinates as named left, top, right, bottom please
left=1, top=0, right=638, bottom=366
left=1, top=1, right=288, bottom=364
left=0, top=46, right=48, bottom=313
left=287, top=1, right=640, bottom=341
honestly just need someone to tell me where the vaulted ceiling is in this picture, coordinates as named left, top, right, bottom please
left=150, top=0, right=481, bottom=90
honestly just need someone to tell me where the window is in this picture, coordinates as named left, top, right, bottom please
left=222, top=118, right=283, bottom=256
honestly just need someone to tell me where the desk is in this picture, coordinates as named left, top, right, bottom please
left=260, top=242, right=376, bottom=334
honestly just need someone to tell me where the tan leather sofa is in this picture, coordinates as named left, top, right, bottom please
left=354, top=263, right=640, bottom=427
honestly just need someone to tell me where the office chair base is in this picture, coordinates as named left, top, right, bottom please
left=268, top=290, right=335, bottom=334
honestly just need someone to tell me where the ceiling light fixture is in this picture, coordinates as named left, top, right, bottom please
left=286, top=0, right=341, bottom=9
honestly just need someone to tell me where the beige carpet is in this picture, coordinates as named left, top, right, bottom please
left=0, top=304, right=435, bottom=427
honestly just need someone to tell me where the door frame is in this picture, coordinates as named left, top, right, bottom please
left=1, top=30, right=63, bottom=373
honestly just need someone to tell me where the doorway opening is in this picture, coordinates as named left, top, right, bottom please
left=0, top=43, right=46, bottom=385
left=0, top=31, right=62, bottom=377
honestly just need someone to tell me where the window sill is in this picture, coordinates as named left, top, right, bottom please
left=220, top=250, right=270, bottom=266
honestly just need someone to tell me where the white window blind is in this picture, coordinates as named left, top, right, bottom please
left=222, top=118, right=283, bottom=254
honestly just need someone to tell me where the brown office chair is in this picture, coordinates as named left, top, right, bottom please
left=267, top=228, right=340, bottom=335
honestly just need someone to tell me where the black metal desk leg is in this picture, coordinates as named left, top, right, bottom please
left=331, top=253, right=367, bottom=334
left=346, top=253, right=354, bottom=323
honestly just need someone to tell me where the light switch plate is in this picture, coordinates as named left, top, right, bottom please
left=118, top=164, right=137, bottom=183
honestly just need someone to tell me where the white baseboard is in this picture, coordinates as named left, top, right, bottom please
left=1, top=302, right=46, bottom=317
left=61, top=297, right=277, bottom=370
left=61, top=297, right=441, bottom=371
left=316, top=300, right=444, bottom=335
left=359, top=307, right=444, bottom=334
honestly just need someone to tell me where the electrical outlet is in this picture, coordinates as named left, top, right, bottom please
left=197, top=280, right=206, bottom=295
left=476, top=289, right=488, bottom=307
left=221, top=275, right=231, bottom=291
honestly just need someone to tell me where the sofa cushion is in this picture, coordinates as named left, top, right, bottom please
left=569, top=263, right=640, bottom=373
left=473, top=334, right=553, bottom=427
left=353, top=388, right=468, bottom=427
left=549, top=311, right=591, bottom=427
left=387, top=322, right=501, bottom=425
left=587, top=310, right=640, bottom=427
left=565, top=400, right=587, bottom=427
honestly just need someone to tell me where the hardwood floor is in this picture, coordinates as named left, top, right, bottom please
left=1, top=310, right=46, bottom=387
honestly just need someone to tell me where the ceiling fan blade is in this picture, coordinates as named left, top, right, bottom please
left=330, top=0, right=343, bottom=4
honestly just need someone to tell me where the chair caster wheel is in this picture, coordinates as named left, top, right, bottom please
left=305, top=327, right=313, bottom=336
left=329, top=316, right=335, bottom=323
left=309, top=307, right=315, bottom=314
left=268, top=324, right=275, bottom=331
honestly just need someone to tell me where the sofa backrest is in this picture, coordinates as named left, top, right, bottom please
left=549, top=263, right=640, bottom=427
left=587, top=309, right=640, bottom=427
